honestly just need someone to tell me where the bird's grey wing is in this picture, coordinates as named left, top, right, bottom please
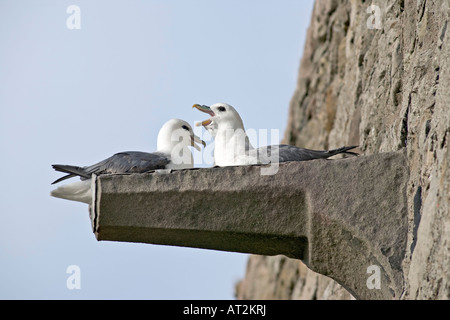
left=257, top=145, right=358, bottom=163
left=83, top=151, right=171, bottom=176
left=278, top=145, right=332, bottom=162
left=52, top=152, right=170, bottom=184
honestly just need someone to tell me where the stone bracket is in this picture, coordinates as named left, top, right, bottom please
left=90, top=150, right=408, bottom=299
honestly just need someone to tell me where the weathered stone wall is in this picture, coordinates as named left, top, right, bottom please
left=236, top=0, right=449, bottom=300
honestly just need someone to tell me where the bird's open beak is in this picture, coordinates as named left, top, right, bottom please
left=192, top=104, right=215, bottom=127
left=191, top=133, right=206, bottom=151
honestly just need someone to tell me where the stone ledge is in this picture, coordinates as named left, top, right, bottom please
left=91, top=149, right=408, bottom=300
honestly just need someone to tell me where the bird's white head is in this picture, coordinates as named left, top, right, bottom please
left=193, top=103, right=245, bottom=133
left=157, top=118, right=205, bottom=155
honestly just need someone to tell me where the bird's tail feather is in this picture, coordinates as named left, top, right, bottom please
left=327, top=145, right=359, bottom=157
left=51, top=164, right=90, bottom=184
left=51, top=173, right=77, bottom=185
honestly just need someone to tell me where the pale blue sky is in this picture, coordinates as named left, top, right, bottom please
left=0, top=0, right=314, bottom=299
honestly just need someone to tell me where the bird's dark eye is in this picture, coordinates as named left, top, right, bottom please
left=181, top=125, right=189, bottom=131
left=218, top=106, right=226, bottom=112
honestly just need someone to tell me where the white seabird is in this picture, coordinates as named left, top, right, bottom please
left=193, top=103, right=358, bottom=167
left=51, top=118, right=205, bottom=204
